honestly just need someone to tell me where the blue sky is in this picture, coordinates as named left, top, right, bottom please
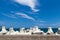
left=0, top=0, right=60, bottom=28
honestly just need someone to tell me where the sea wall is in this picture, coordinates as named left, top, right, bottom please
left=0, top=35, right=60, bottom=40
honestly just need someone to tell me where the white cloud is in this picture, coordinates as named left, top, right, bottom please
left=51, top=23, right=60, bottom=26
left=13, top=0, right=39, bottom=12
left=0, top=21, right=5, bottom=26
left=15, top=12, right=35, bottom=21
left=2, top=13, right=17, bottom=18
left=39, top=21, right=46, bottom=22
left=2, top=12, right=35, bottom=21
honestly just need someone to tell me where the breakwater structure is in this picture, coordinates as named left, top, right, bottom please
left=0, top=35, right=60, bottom=40
left=0, top=26, right=60, bottom=40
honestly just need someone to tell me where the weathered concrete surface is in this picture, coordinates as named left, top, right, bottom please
left=0, top=35, right=60, bottom=40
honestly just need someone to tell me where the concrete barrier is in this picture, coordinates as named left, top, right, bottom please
left=0, top=35, right=60, bottom=40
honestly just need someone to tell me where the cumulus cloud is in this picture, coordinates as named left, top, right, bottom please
left=13, top=0, right=39, bottom=12
left=15, top=12, right=35, bottom=21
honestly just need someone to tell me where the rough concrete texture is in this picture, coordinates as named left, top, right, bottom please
left=0, top=35, right=60, bottom=40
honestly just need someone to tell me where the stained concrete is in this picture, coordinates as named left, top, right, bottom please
left=0, top=35, right=60, bottom=40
